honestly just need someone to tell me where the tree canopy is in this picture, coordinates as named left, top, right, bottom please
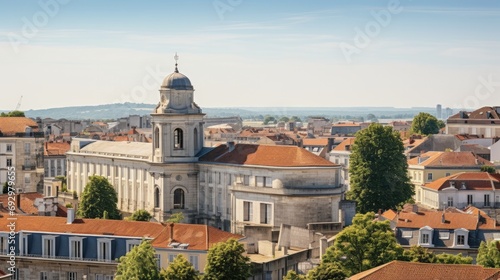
left=347, top=123, right=414, bottom=213
left=203, top=239, right=252, bottom=280
left=115, top=240, right=161, bottom=280
left=481, top=165, right=497, bottom=174
left=477, top=240, right=500, bottom=268
left=78, top=175, right=121, bottom=219
left=305, top=263, right=346, bottom=280
left=166, top=212, right=184, bottom=223
left=129, top=209, right=153, bottom=221
left=433, top=253, right=472, bottom=264
left=160, top=254, right=199, bottom=280
left=411, top=112, right=440, bottom=135
left=322, top=212, right=403, bottom=276
left=0, top=110, right=25, bottom=117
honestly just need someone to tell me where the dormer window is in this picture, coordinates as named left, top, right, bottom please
left=453, top=228, right=469, bottom=248
left=418, top=226, right=434, bottom=247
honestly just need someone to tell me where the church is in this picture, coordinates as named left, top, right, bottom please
left=66, top=57, right=345, bottom=233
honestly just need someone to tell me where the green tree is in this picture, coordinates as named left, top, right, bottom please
left=78, top=175, right=121, bottom=219
left=477, top=240, right=500, bottom=268
left=279, top=116, right=290, bottom=122
left=166, top=212, right=184, bottom=223
left=283, top=270, right=305, bottom=280
left=437, top=120, right=446, bottom=129
left=290, top=116, right=302, bottom=123
left=160, top=254, right=199, bottom=280
left=128, top=209, right=153, bottom=221
left=366, top=113, right=378, bottom=122
left=433, top=253, right=472, bottom=264
left=481, top=165, right=497, bottom=174
left=203, top=239, right=252, bottom=280
left=411, top=112, right=440, bottom=135
left=263, top=116, right=276, bottom=125
left=322, top=212, right=403, bottom=276
left=0, top=110, right=25, bottom=117
left=401, top=246, right=435, bottom=263
left=116, top=240, right=160, bottom=280
left=347, top=123, right=414, bottom=213
left=306, top=263, right=346, bottom=280
left=55, top=175, right=68, bottom=192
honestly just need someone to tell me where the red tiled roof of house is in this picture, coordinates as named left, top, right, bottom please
left=332, top=138, right=356, bottom=151
left=455, top=134, right=481, bottom=141
left=449, top=106, right=500, bottom=120
left=44, top=142, right=71, bottom=156
left=407, top=151, right=492, bottom=167
left=302, top=138, right=329, bottom=146
left=0, top=216, right=242, bottom=251
left=381, top=209, right=397, bottom=221
left=331, top=122, right=361, bottom=127
left=200, top=143, right=336, bottom=167
left=113, top=135, right=129, bottom=141
left=423, top=172, right=500, bottom=191
left=349, top=260, right=500, bottom=280
left=0, top=117, right=38, bottom=134
left=396, top=208, right=479, bottom=230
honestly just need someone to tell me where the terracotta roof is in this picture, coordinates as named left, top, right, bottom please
left=449, top=106, right=500, bottom=120
left=395, top=208, right=479, bottom=230
left=0, top=215, right=242, bottom=251
left=199, top=143, right=336, bottom=167
left=332, top=138, right=355, bottom=151
left=332, top=122, right=361, bottom=127
left=302, top=138, right=329, bottom=146
left=113, top=135, right=130, bottom=141
left=455, top=134, right=481, bottom=141
left=0, top=193, right=43, bottom=215
left=424, top=172, right=500, bottom=191
left=381, top=209, right=397, bottom=221
left=407, top=151, right=492, bottom=167
left=349, top=260, right=500, bottom=280
left=0, top=117, right=38, bottom=134
left=44, top=142, right=71, bottom=156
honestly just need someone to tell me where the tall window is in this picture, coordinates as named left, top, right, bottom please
left=457, top=235, right=465, bottom=245
left=243, top=201, right=253, bottom=222
left=189, top=255, right=199, bottom=270
left=97, top=239, right=112, bottom=261
left=155, top=254, right=161, bottom=269
left=467, top=195, right=473, bottom=205
left=40, top=272, right=48, bottom=280
left=6, top=158, right=12, bottom=167
left=154, top=128, right=160, bottom=149
left=67, top=272, right=77, bottom=280
left=421, top=233, right=429, bottom=244
left=0, top=235, right=7, bottom=254
left=6, top=144, right=12, bottom=152
left=69, top=237, right=84, bottom=259
left=42, top=236, right=56, bottom=258
left=174, top=128, right=183, bottom=149
left=22, top=235, right=29, bottom=255
left=24, top=143, right=30, bottom=154
left=447, top=197, right=453, bottom=207
left=260, top=203, right=272, bottom=224
left=485, top=194, right=491, bottom=207
left=427, top=173, right=433, bottom=181
left=173, top=189, right=185, bottom=209
left=154, top=187, right=160, bottom=208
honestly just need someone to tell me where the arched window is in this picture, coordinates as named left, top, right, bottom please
left=154, top=127, right=160, bottom=149
left=154, top=187, right=160, bottom=208
left=174, top=188, right=185, bottom=209
left=194, top=127, right=198, bottom=151
left=174, top=128, right=183, bottom=149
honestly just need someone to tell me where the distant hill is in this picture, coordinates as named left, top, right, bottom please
left=8, top=103, right=441, bottom=120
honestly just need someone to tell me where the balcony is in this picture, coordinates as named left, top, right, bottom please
left=14, top=253, right=118, bottom=264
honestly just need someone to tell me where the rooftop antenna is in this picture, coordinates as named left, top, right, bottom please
left=174, top=52, right=179, bottom=73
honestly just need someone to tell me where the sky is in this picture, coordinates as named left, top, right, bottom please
left=0, top=0, right=499, bottom=111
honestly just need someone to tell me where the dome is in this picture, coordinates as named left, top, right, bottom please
left=161, top=71, right=193, bottom=90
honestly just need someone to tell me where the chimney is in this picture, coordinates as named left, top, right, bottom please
left=169, top=223, right=175, bottom=243
left=441, top=212, right=445, bottom=223
left=16, top=193, right=21, bottom=209
left=67, top=208, right=75, bottom=224
left=412, top=204, right=418, bottom=213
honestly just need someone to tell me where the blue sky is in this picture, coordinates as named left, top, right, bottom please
left=1, top=0, right=499, bottom=111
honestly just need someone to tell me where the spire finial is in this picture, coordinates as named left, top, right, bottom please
left=174, top=52, right=179, bottom=73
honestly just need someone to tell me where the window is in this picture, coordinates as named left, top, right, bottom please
left=445, top=172, right=451, bottom=177
left=243, top=175, right=250, bottom=186
left=174, top=128, right=183, bottom=149
left=0, top=235, right=7, bottom=254
left=208, top=173, right=213, bottom=183
left=22, top=235, right=29, bottom=255
left=47, top=186, right=52, bottom=197
left=6, top=158, right=12, bottom=167
left=438, top=230, right=450, bottom=240
left=67, top=272, right=77, bottom=280
left=485, top=194, right=491, bottom=207
left=200, top=172, right=205, bottom=182
left=168, top=254, right=177, bottom=263
left=401, top=230, right=412, bottom=238
left=42, top=236, right=56, bottom=258
left=447, top=196, right=453, bottom=207
left=260, top=203, right=272, bottom=224
left=256, top=176, right=272, bottom=187
left=194, top=128, right=199, bottom=150
left=457, top=235, right=465, bottom=245
left=155, top=253, right=161, bottom=269
left=154, top=127, right=160, bottom=149
left=173, top=188, right=185, bottom=209
left=126, top=240, right=141, bottom=252
left=40, top=272, right=48, bottom=280
left=25, top=174, right=31, bottom=184
left=154, top=187, right=160, bottom=208
left=265, top=177, right=272, bottom=187
left=69, top=237, right=83, bottom=259
left=243, top=201, right=253, bottom=222
left=467, top=195, right=473, bottom=205
left=189, top=255, right=199, bottom=270
left=97, top=239, right=112, bottom=261
left=24, top=143, right=30, bottom=154
left=421, top=233, right=429, bottom=244
left=427, top=173, right=433, bottom=181
left=217, top=172, right=221, bottom=184
left=6, top=144, right=12, bottom=152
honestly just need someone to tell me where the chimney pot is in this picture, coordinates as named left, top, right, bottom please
left=67, top=208, right=75, bottom=224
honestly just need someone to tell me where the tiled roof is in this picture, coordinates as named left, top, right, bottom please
left=302, top=138, right=329, bottom=146
left=349, top=260, right=500, bottom=280
left=332, top=122, right=361, bottom=127
left=0, top=215, right=242, bottom=251
left=424, top=172, right=500, bottom=191
left=395, top=208, right=479, bottom=230
left=332, top=138, right=355, bottom=151
left=407, top=151, right=492, bottom=167
left=44, top=142, right=71, bottom=156
left=455, top=134, right=481, bottom=141
left=449, top=106, right=500, bottom=120
left=0, top=193, right=43, bottom=215
left=0, top=117, right=38, bottom=134
left=199, top=143, right=336, bottom=167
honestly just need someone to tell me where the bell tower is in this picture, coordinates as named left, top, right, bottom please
left=151, top=54, right=205, bottom=163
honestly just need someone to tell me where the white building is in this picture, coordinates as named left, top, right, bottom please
left=66, top=59, right=344, bottom=233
